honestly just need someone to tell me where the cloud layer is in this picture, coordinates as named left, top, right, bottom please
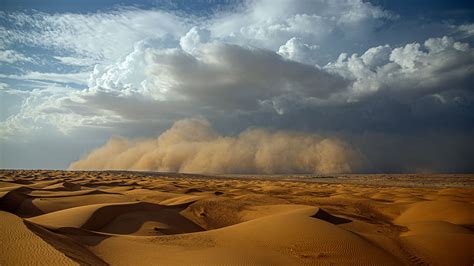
left=70, top=118, right=363, bottom=174
left=1, top=1, right=474, bottom=172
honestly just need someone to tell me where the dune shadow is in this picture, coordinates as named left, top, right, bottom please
left=84, top=201, right=204, bottom=236
left=0, top=187, right=44, bottom=217
left=185, top=188, right=203, bottom=194
left=24, top=220, right=108, bottom=265
left=311, top=208, right=352, bottom=225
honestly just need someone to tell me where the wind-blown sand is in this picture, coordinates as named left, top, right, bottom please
left=1, top=170, right=473, bottom=265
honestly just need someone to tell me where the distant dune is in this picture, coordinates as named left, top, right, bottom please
left=1, top=170, right=473, bottom=265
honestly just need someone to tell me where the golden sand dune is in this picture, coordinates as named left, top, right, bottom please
left=0, top=211, right=77, bottom=265
left=1, top=170, right=473, bottom=265
left=87, top=205, right=399, bottom=265
left=396, top=199, right=474, bottom=225
left=28, top=201, right=203, bottom=236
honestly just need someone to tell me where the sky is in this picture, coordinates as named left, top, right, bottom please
left=0, top=0, right=473, bottom=173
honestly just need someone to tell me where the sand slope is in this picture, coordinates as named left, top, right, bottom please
left=395, top=200, right=474, bottom=265
left=0, top=210, right=77, bottom=266
left=88, top=205, right=399, bottom=265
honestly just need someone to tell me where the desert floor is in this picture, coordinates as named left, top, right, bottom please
left=1, top=170, right=473, bottom=265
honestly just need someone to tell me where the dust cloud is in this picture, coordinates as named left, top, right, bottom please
left=69, top=118, right=363, bottom=174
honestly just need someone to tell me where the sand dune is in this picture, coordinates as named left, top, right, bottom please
left=400, top=221, right=474, bottom=265
left=1, top=170, right=473, bottom=265
left=0, top=210, right=77, bottom=265
left=86, top=205, right=399, bottom=265
left=395, top=199, right=474, bottom=225
left=28, top=201, right=203, bottom=236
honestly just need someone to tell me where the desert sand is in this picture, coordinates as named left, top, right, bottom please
left=0, top=170, right=473, bottom=265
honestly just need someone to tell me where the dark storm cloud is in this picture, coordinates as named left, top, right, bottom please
left=146, top=43, right=349, bottom=110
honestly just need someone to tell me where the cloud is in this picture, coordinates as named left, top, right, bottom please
left=3, top=36, right=473, bottom=140
left=53, top=56, right=98, bottom=67
left=0, top=71, right=90, bottom=86
left=456, top=23, right=474, bottom=38
left=0, top=82, right=9, bottom=90
left=179, top=27, right=211, bottom=53
left=209, top=0, right=395, bottom=64
left=1, top=9, right=187, bottom=63
left=0, top=50, right=34, bottom=64
left=70, top=118, right=363, bottom=174
left=0, top=0, right=402, bottom=71
left=0, top=84, right=126, bottom=139
left=145, top=43, right=348, bottom=109
left=325, top=36, right=474, bottom=101
left=277, top=37, right=320, bottom=65
left=1, top=2, right=473, bottom=172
